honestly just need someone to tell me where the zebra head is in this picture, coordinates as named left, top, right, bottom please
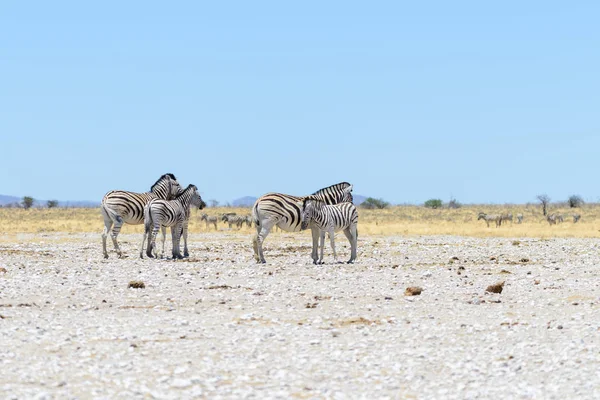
left=150, top=173, right=182, bottom=200
left=312, top=182, right=354, bottom=204
left=477, top=212, right=486, bottom=220
left=189, top=187, right=206, bottom=210
left=200, top=213, right=208, bottom=221
left=300, top=198, right=325, bottom=230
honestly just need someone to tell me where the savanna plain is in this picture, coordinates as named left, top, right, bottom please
left=1, top=205, right=599, bottom=399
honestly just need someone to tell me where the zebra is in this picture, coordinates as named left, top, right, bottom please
left=140, top=184, right=206, bottom=259
left=573, top=213, right=581, bottom=223
left=222, top=214, right=245, bottom=229
left=546, top=213, right=564, bottom=225
left=252, top=182, right=353, bottom=264
left=243, top=215, right=253, bottom=227
left=200, top=213, right=218, bottom=230
left=477, top=212, right=502, bottom=227
left=516, top=214, right=524, bottom=224
left=500, top=213, right=513, bottom=225
left=101, top=173, right=182, bottom=259
left=301, top=200, right=358, bottom=264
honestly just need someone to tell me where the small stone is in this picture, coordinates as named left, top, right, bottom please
left=486, top=281, right=505, bottom=294
left=404, top=287, right=422, bottom=296
left=128, top=281, right=145, bottom=289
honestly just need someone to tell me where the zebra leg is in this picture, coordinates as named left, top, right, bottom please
left=149, top=225, right=159, bottom=258
left=172, top=224, right=183, bottom=259
left=253, top=220, right=275, bottom=263
left=140, top=229, right=147, bottom=259
left=101, top=210, right=113, bottom=259
left=318, top=230, right=326, bottom=264
left=343, top=226, right=357, bottom=263
left=328, top=229, right=338, bottom=263
left=182, top=221, right=189, bottom=258
left=310, top=226, right=320, bottom=264
left=160, top=226, right=167, bottom=259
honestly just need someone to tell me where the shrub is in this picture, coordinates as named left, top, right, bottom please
left=22, top=196, right=34, bottom=209
left=424, top=199, right=442, bottom=209
left=361, top=197, right=390, bottom=209
left=47, top=200, right=59, bottom=208
left=567, top=195, right=584, bottom=208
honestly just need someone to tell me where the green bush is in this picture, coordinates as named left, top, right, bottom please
left=361, top=197, right=390, bottom=209
left=424, top=199, right=442, bottom=209
left=567, top=195, right=584, bottom=208
left=22, top=196, right=34, bottom=209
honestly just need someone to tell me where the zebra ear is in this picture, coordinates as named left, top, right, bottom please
left=345, top=185, right=353, bottom=193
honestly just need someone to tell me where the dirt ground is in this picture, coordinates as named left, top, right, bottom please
left=0, top=231, right=599, bottom=399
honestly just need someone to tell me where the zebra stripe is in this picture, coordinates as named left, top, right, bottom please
left=200, top=213, right=218, bottom=230
left=516, top=214, right=524, bottom=224
left=302, top=200, right=358, bottom=264
left=101, top=173, right=182, bottom=259
left=140, top=184, right=206, bottom=259
left=252, top=182, right=353, bottom=263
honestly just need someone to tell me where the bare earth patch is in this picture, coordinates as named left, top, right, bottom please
left=0, top=232, right=599, bottom=398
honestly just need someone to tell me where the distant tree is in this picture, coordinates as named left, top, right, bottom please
left=536, top=194, right=550, bottom=216
left=22, top=196, right=34, bottom=209
left=361, top=197, right=390, bottom=209
left=447, top=198, right=462, bottom=209
left=567, top=195, right=584, bottom=208
left=208, top=199, right=219, bottom=208
left=47, top=200, right=59, bottom=208
left=424, top=199, right=443, bottom=209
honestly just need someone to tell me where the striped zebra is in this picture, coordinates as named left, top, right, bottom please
left=243, top=215, right=253, bottom=227
left=140, top=184, right=206, bottom=259
left=477, top=212, right=502, bottom=227
left=222, top=214, right=245, bottom=229
left=573, top=213, right=581, bottom=223
left=516, top=214, right=524, bottom=224
left=252, top=182, right=353, bottom=263
left=547, top=214, right=564, bottom=225
left=301, top=200, right=358, bottom=264
left=200, top=213, right=218, bottom=230
left=500, top=213, right=513, bottom=225
left=101, top=173, right=182, bottom=259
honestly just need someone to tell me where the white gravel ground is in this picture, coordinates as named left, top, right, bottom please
left=1, top=232, right=599, bottom=399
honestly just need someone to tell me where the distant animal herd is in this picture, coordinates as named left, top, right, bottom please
left=100, top=173, right=583, bottom=263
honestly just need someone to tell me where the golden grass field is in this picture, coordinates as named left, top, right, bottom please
left=0, top=204, right=597, bottom=238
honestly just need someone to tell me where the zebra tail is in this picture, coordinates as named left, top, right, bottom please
left=143, top=204, right=152, bottom=233
left=101, top=203, right=123, bottom=225
left=252, top=202, right=260, bottom=228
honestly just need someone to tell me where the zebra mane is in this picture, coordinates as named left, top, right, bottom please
left=311, top=182, right=351, bottom=196
left=176, top=184, right=197, bottom=198
left=150, top=173, right=178, bottom=192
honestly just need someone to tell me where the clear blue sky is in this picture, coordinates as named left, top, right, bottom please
left=1, top=1, right=599, bottom=204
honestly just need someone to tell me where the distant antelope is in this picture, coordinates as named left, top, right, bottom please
left=516, top=214, right=524, bottom=224
left=478, top=212, right=502, bottom=227
left=200, top=213, right=218, bottom=230
left=573, top=213, right=581, bottom=223
left=500, top=213, right=513, bottom=225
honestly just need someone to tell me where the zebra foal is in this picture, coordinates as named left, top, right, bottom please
left=140, top=184, right=206, bottom=259
left=101, top=173, right=182, bottom=258
left=200, top=213, right=218, bottom=230
left=301, top=200, right=358, bottom=264
left=252, top=182, right=353, bottom=263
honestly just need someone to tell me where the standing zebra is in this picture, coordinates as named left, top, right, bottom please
left=243, top=215, right=253, bottom=227
left=573, top=213, right=581, bottom=223
left=101, top=173, right=182, bottom=259
left=477, top=212, right=502, bottom=227
left=200, top=213, right=218, bottom=230
left=500, top=213, right=513, bottom=225
left=140, top=184, right=206, bottom=259
left=301, top=200, right=358, bottom=264
left=516, top=214, right=524, bottom=224
left=252, top=182, right=353, bottom=263
left=222, top=214, right=245, bottom=229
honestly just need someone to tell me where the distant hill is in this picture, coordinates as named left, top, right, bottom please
left=232, top=196, right=257, bottom=207
left=231, top=194, right=368, bottom=207
left=0, top=194, right=100, bottom=208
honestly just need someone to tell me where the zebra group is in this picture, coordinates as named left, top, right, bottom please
left=547, top=213, right=581, bottom=225
left=252, top=182, right=355, bottom=264
left=101, top=174, right=206, bottom=260
left=477, top=212, right=521, bottom=227
left=102, top=175, right=358, bottom=264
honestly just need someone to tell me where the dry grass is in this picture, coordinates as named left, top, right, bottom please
left=0, top=204, right=597, bottom=238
